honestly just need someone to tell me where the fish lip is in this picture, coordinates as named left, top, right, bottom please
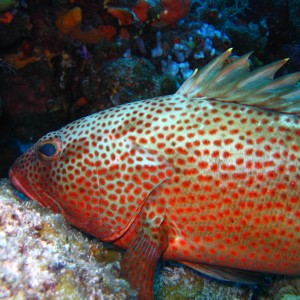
left=9, top=168, right=36, bottom=201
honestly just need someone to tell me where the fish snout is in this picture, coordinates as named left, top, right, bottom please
left=9, top=167, right=33, bottom=200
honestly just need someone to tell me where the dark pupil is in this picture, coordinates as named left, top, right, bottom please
left=39, top=143, right=57, bottom=157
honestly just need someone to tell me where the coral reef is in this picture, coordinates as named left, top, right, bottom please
left=55, top=6, right=82, bottom=34
left=270, top=277, right=300, bottom=300
left=224, top=18, right=269, bottom=55
left=158, top=0, right=191, bottom=26
left=56, top=6, right=116, bottom=44
left=95, top=57, right=160, bottom=106
left=0, top=58, right=16, bottom=75
left=4, top=52, right=40, bottom=69
left=155, top=263, right=255, bottom=300
left=0, top=0, right=275, bottom=161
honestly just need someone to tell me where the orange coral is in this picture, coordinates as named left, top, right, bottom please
left=98, top=25, right=116, bottom=40
left=120, top=28, right=130, bottom=40
left=5, top=53, right=40, bottom=69
left=107, top=7, right=133, bottom=26
left=71, top=25, right=116, bottom=44
left=108, top=0, right=150, bottom=25
left=55, top=7, right=82, bottom=34
left=56, top=7, right=116, bottom=44
left=44, top=49, right=57, bottom=68
left=0, top=11, right=13, bottom=24
left=76, top=97, right=87, bottom=106
left=159, top=0, right=190, bottom=26
left=132, top=0, right=150, bottom=22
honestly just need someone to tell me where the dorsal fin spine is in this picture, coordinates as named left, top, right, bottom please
left=176, top=49, right=300, bottom=114
left=178, top=48, right=233, bottom=95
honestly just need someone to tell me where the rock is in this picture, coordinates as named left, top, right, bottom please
left=82, top=56, right=160, bottom=107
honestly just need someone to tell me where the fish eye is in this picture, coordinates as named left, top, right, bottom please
left=36, top=138, right=62, bottom=161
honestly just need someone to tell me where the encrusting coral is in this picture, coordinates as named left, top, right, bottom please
left=55, top=7, right=116, bottom=44
left=55, top=6, right=82, bottom=34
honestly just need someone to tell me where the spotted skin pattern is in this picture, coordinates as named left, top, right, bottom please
left=9, top=52, right=300, bottom=299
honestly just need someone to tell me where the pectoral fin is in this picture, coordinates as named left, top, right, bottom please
left=121, top=187, right=169, bottom=300
left=180, top=261, right=266, bottom=284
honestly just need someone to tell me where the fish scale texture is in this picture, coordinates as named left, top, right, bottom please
left=12, top=94, right=300, bottom=275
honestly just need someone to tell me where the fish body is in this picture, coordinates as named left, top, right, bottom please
left=114, top=96, right=300, bottom=269
left=9, top=50, right=300, bottom=299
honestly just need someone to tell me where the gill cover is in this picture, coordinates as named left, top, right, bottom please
left=58, top=136, right=173, bottom=241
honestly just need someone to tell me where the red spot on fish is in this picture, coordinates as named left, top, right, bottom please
left=198, top=161, right=208, bottom=169
left=213, top=140, right=222, bottom=146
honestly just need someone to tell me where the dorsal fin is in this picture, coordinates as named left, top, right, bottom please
left=177, top=48, right=300, bottom=114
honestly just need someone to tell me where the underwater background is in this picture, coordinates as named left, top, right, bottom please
left=0, top=0, right=300, bottom=299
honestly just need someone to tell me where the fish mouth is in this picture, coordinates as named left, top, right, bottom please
left=9, top=167, right=63, bottom=213
left=9, top=168, right=37, bottom=201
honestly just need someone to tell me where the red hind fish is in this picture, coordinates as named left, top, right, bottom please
left=9, top=49, right=300, bottom=299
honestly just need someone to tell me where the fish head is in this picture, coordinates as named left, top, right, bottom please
left=9, top=132, right=64, bottom=213
left=9, top=125, right=124, bottom=239
left=9, top=116, right=173, bottom=241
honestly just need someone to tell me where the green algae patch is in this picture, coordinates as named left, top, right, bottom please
left=156, top=265, right=205, bottom=300
left=0, top=0, right=18, bottom=12
left=270, top=278, right=300, bottom=300
left=89, top=242, right=121, bottom=264
left=155, top=263, right=254, bottom=300
left=55, top=270, right=86, bottom=300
